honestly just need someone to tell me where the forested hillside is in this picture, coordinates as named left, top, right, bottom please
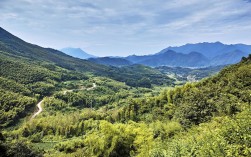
left=0, top=27, right=173, bottom=89
left=1, top=45, right=250, bottom=156
left=1, top=0, right=250, bottom=156
left=156, top=65, right=226, bottom=83
left=0, top=26, right=250, bottom=157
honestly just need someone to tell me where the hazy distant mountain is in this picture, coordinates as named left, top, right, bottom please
left=160, top=42, right=251, bottom=59
left=211, top=50, right=249, bottom=65
left=60, top=42, right=250, bottom=67
left=60, top=47, right=96, bottom=59
left=125, top=54, right=152, bottom=63
left=137, top=50, right=209, bottom=67
left=88, top=57, right=133, bottom=67
left=123, top=42, right=251, bottom=67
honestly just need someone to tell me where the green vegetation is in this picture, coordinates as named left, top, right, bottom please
left=156, top=65, right=226, bottom=83
left=0, top=26, right=174, bottom=89
left=1, top=27, right=251, bottom=156
left=1, top=55, right=250, bottom=156
left=0, top=27, right=173, bottom=128
left=0, top=89, right=36, bottom=127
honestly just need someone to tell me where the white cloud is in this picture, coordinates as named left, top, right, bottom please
left=0, top=0, right=251, bottom=56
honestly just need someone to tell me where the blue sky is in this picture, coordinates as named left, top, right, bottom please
left=1, top=0, right=251, bottom=56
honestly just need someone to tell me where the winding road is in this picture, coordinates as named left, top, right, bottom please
left=31, top=83, right=97, bottom=119
left=31, top=100, right=43, bottom=119
left=87, top=83, right=97, bottom=91
left=63, top=83, right=97, bottom=94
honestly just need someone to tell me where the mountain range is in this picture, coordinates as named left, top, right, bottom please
left=2, top=24, right=249, bottom=68
left=163, top=42, right=251, bottom=59
left=1, top=27, right=251, bottom=157
left=88, top=42, right=251, bottom=67
left=60, top=47, right=96, bottom=59
left=0, top=27, right=172, bottom=88
left=126, top=50, right=210, bottom=67
left=132, top=42, right=250, bottom=67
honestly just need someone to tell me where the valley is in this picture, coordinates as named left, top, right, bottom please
left=0, top=27, right=250, bottom=157
left=31, top=82, right=98, bottom=119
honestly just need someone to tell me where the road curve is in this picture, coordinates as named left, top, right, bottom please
left=87, top=83, right=97, bottom=91
left=63, top=83, right=97, bottom=94
left=31, top=83, right=97, bottom=119
left=31, top=100, right=43, bottom=119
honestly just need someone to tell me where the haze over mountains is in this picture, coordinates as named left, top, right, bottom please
left=163, top=42, right=251, bottom=59
left=2, top=23, right=249, bottom=68
left=60, top=47, right=96, bottom=59
left=125, top=50, right=210, bottom=67
left=88, top=42, right=251, bottom=67
left=1, top=0, right=251, bottom=155
left=0, top=27, right=172, bottom=88
left=88, top=57, right=132, bottom=67
left=1, top=26, right=251, bottom=157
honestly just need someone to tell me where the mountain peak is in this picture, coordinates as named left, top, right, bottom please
left=215, top=41, right=223, bottom=44
left=60, top=47, right=96, bottom=59
left=202, top=41, right=223, bottom=44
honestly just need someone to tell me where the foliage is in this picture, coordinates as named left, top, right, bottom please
left=156, top=65, right=225, bottom=83
left=0, top=134, right=42, bottom=157
left=0, top=89, right=36, bottom=127
left=1, top=27, right=251, bottom=156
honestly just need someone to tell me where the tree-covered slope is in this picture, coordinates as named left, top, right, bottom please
left=0, top=27, right=108, bottom=73
left=119, top=54, right=251, bottom=126
left=1, top=26, right=250, bottom=156
left=156, top=65, right=226, bottom=82
left=0, top=53, right=88, bottom=128
left=1, top=54, right=249, bottom=156
left=0, top=27, right=173, bottom=88
left=0, top=27, right=174, bottom=128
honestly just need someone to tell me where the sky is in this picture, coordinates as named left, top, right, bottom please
left=0, top=0, right=251, bottom=57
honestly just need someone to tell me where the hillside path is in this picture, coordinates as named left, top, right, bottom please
left=31, top=83, right=97, bottom=119
left=87, top=83, right=97, bottom=91
left=63, top=83, right=97, bottom=94
left=31, top=100, right=43, bottom=119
